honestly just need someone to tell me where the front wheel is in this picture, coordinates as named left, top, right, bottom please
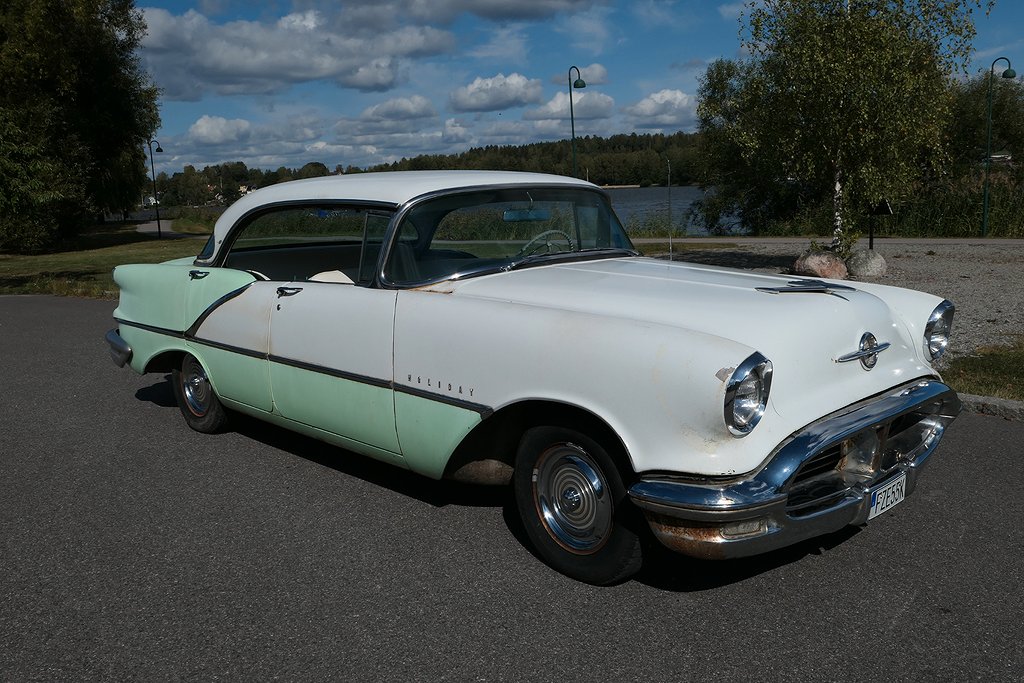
left=513, top=426, right=643, bottom=584
left=171, top=353, right=228, bottom=433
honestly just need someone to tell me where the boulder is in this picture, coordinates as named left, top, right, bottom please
left=793, top=250, right=848, bottom=279
left=846, top=249, right=888, bottom=278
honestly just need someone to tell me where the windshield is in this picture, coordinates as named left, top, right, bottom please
left=384, top=187, right=634, bottom=285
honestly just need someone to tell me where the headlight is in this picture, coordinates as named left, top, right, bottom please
left=923, top=300, right=954, bottom=362
left=724, top=352, right=773, bottom=437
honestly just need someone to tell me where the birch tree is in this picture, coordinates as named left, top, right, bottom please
left=697, top=0, right=991, bottom=235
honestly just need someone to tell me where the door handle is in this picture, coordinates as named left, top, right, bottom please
left=189, top=270, right=209, bottom=280
left=276, top=287, right=303, bottom=297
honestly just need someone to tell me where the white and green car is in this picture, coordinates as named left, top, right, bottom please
left=107, top=170, right=961, bottom=584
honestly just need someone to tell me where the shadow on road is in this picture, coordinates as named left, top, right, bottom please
left=134, top=375, right=865, bottom=591
left=635, top=525, right=862, bottom=591
left=133, top=376, right=508, bottom=510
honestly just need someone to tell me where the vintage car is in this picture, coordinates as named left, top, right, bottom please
left=107, top=170, right=961, bottom=584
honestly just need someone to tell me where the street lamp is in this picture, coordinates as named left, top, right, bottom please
left=982, top=57, right=1016, bottom=237
left=147, top=138, right=164, bottom=239
left=568, top=66, right=586, bottom=177
left=665, top=156, right=673, bottom=259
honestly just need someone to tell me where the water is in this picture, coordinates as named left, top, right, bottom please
left=605, top=185, right=701, bottom=235
left=605, top=185, right=743, bottom=236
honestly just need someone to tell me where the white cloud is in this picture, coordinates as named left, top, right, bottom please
left=187, top=115, right=252, bottom=145
left=443, top=118, right=474, bottom=144
left=469, top=24, right=530, bottom=63
left=717, top=2, right=745, bottom=20
left=450, top=73, right=544, bottom=112
left=524, top=90, right=615, bottom=120
left=360, top=95, right=437, bottom=121
left=624, top=89, right=695, bottom=128
left=408, top=0, right=603, bottom=23
left=554, top=5, right=613, bottom=53
left=141, top=7, right=455, bottom=100
left=557, top=63, right=608, bottom=85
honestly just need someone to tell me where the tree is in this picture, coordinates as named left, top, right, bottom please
left=0, top=0, right=159, bottom=251
left=947, top=73, right=1024, bottom=170
left=696, top=0, right=991, bottom=235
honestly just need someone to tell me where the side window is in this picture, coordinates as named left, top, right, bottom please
left=222, top=206, right=393, bottom=283
left=358, top=213, right=391, bottom=285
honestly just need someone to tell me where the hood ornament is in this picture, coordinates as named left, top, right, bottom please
left=756, top=279, right=856, bottom=299
left=835, top=332, right=890, bottom=370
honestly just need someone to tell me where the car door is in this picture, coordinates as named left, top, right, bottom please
left=267, top=281, right=402, bottom=460
left=183, top=267, right=276, bottom=413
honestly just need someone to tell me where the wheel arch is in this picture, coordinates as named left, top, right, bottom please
left=143, top=349, right=189, bottom=374
left=443, top=398, right=632, bottom=485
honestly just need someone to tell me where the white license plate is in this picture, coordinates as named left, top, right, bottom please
left=868, top=473, right=907, bottom=520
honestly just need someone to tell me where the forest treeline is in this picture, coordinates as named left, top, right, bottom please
left=154, top=131, right=698, bottom=208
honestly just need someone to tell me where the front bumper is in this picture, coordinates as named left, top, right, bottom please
left=105, top=328, right=133, bottom=368
left=629, top=379, right=961, bottom=560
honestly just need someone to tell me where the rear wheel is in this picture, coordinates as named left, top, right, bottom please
left=513, top=426, right=643, bottom=584
left=171, top=353, right=228, bottom=433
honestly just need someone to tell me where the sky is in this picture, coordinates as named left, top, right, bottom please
left=140, top=0, right=1024, bottom=174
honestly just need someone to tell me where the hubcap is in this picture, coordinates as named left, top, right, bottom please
left=182, top=358, right=211, bottom=417
left=533, top=444, right=613, bottom=554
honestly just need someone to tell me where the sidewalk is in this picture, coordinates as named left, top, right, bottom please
left=134, top=219, right=189, bottom=238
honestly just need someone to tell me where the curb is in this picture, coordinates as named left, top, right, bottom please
left=958, top=393, right=1024, bottom=421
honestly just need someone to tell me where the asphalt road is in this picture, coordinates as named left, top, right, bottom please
left=2, top=295, right=1021, bottom=682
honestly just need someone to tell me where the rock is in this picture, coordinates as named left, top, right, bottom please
left=793, top=250, right=848, bottom=279
left=846, top=249, right=887, bottom=278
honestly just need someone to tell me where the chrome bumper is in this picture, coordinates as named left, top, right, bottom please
left=629, top=379, right=961, bottom=560
left=105, top=329, right=133, bottom=368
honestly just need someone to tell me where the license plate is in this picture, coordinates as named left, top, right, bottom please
left=868, top=473, right=906, bottom=520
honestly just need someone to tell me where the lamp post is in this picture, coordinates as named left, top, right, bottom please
left=147, top=139, right=163, bottom=239
left=568, top=66, right=586, bottom=178
left=982, top=57, right=1016, bottom=237
left=666, top=156, right=673, bottom=259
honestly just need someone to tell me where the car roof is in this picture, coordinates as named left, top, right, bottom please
left=209, top=170, right=600, bottom=260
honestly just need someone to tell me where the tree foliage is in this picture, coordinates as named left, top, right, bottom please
left=0, top=0, right=159, bottom=252
left=695, top=0, right=992, bottom=235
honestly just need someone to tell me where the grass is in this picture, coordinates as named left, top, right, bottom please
left=942, top=337, right=1024, bottom=402
left=0, top=222, right=205, bottom=298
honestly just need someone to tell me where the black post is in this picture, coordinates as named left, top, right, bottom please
left=147, top=139, right=163, bottom=239
left=870, top=199, right=893, bottom=250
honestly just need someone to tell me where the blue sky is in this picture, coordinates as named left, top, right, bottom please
left=140, top=1, right=1024, bottom=174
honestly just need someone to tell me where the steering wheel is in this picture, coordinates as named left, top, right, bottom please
left=516, top=230, right=574, bottom=258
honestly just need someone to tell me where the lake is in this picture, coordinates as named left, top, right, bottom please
left=605, top=185, right=743, bottom=236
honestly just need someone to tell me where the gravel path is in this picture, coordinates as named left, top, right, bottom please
left=668, top=238, right=1024, bottom=361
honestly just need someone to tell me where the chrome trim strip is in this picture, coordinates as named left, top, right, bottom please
left=629, top=378, right=961, bottom=559
left=835, top=342, right=891, bottom=364
left=393, top=384, right=494, bottom=418
left=191, top=337, right=266, bottom=361
left=184, top=284, right=254, bottom=338
left=266, top=354, right=393, bottom=390
left=116, top=319, right=494, bottom=416
left=114, top=318, right=185, bottom=339
left=105, top=329, right=133, bottom=367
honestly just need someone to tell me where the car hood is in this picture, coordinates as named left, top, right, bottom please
left=424, top=256, right=939, bottom=420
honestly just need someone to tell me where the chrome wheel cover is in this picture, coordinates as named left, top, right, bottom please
left=182, top=358, right=212, bottom=417
left=533, top=444, right=613, bottom=554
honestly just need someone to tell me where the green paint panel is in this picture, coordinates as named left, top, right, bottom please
left=269, top=363, right=401, bottom=454
left=120, top=325, right=184, bottom=375
left=220, top=396, right=408, bottom=470
left=191, top=344, right=272, bottom=412
left=113, top=263, right=189, bottom=331
left=395, top=392, right=482, bottom=479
